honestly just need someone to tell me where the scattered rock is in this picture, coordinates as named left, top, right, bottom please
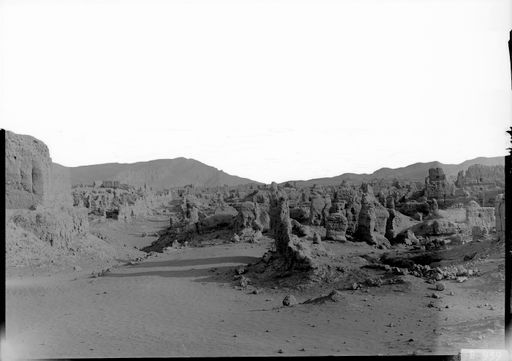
left=239, top=276, right=249, bottom=288
left=328, top=290, right=344, bottom=302
left=235, top=266, right=247, bottom=275
left=282, top=295, right=298, bottom=307
left=435, top=282, right=445, bottom=291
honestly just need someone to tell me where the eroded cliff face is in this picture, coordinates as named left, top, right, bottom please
left=5, top=130, right=116, bottom=269
left=6, top=131, right=52, bottom=209
left=6, top=131, right=74, bottom=209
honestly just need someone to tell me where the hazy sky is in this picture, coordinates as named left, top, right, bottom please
left=1, top=0, right=510, bottom=183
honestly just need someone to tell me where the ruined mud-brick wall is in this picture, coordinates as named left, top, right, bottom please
left=72, top=185, right=164, bottom=220
left=456, top=164, right=505, bottom=188
left=330, top=186, right=361, bottom=236
left=424, top=167, right=455, bottom=201
left=5, top=130, right=91, bottom=249
left=465, top=201, right=496, bottom=229
left=455, top=165, right=504, bottom=207
left=6, top=130, right=52, bottom=209
left=7, top=206, right=89, bottom=249
left=118, top=191, right=174, bottom=222
left=354, top=190, right=390, bottom=247
left=495, top=194, right=505, bottom=241
left=6, top=130, right=74, bottom=209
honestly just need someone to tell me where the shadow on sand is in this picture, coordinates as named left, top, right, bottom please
left=101, top=256, right=259, bottom=283
left=123, top=256, right=259, bottom=269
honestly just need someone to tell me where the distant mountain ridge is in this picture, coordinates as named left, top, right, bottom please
left=66, top=155, right=504, bottom=190
left=283, top=156, right=504, bottom=187
left=67, top=158, right=261, bottom=189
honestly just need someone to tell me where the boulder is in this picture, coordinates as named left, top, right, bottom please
left=282, top=295, right=298, bottom=306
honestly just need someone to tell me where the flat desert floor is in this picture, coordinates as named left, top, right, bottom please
left=5, top=217, right=505, bottom=358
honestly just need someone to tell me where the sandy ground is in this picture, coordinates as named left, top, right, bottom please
left=6, top=225, right=505, bottom=358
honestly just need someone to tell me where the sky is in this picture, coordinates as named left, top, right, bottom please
left=1, top=0, right=510, bottom=184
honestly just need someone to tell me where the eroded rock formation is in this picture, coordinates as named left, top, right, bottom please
left=465, top=200, right=495, bottom=232
left=268, top=190, right=316, bottom=271
left=354, top=190, right=390, bottom=248
left=424, top=168, right=455, bottom=202
left=6, top=130, right=52, bottom=209
left=495, top=194, right=505, bottom=241
left=5, top=130, right=116, bottom=268
left=325, top=212, right=348, bottom=242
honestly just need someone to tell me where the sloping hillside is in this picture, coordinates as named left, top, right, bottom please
left=68, top=158, right=260, bottom=189
left=286, top=156, right=504, bottom=187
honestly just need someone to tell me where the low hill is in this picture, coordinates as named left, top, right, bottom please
left=284, top=156, right=504, bottom=187
left=68, top=158, right=260, bottom=189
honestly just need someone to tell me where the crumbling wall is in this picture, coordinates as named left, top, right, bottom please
left=7, top=206, right=89, bottom=249
left=325, top=212, right=348, bottom=241
left=465, top=200, right=496, bottom=230
left=495, top=194, right=505, bottom=241
left=424, top=167, right=455, bottom=201
left=459, top=164, right=505, bottom=187
left=5, top=131, right=52, bottom=209
left=354, top=192, right=390, bottom=247
left=309, top=193, right=331, bottom=226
